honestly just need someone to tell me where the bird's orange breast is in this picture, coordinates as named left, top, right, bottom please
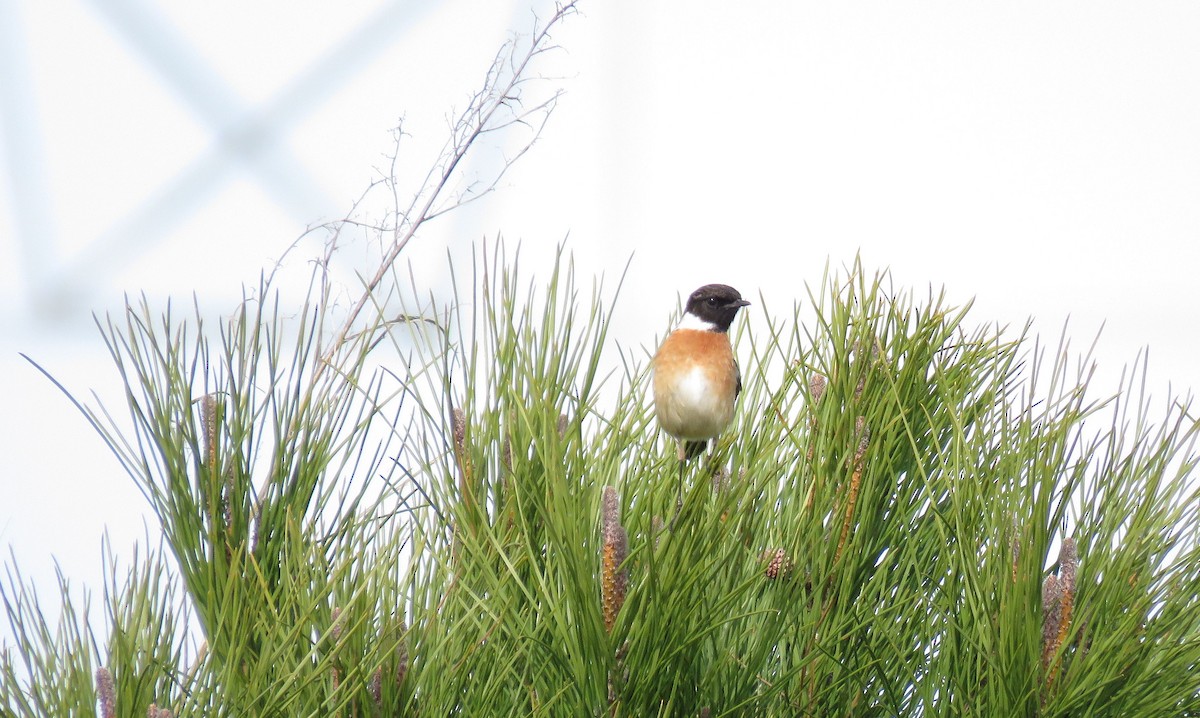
left=652, top=329, right=740, bottom=441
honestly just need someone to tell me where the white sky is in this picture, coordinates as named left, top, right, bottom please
left=2, top=0, right=1198, bottom=630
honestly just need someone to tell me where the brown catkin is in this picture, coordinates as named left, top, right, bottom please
left=806, top=374, right=827, bottom=462
left=601, top=486, right=629, bottom=633
left=1042, top=536, right=1080, bottom=694
left=200, top=394, right=219, bottom=467
left=451, top=408, right=473, bottom=498
left=396, top=619, right=410, bottom=686
left=369, top=666, right=383, bottom=706
left=1041, top=574, right=1063, bottom=671
left=1054, top=538, right=1078, bottom=658
left=96, top=667, right=116, bottom=718
left=330, top=606, right=344, bottom=642
left=764, top=548, right=792, bottom=580
left=809, top=373, right=827, bottom=402
left=835, top=417, right=871, bottom=559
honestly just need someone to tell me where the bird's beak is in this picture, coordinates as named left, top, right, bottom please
left=732, top=299, right=751, bottom=308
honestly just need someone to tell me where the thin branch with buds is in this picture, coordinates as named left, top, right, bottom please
left=322, top=1, right=579, bottom=365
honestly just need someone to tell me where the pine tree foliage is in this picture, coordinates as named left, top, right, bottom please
left=5, top=5, right=1200, bottom=716
left=6, top=247, right=1200, bottom=716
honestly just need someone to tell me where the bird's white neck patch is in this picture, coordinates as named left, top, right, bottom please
left=677, top=312, right=719, bottom=332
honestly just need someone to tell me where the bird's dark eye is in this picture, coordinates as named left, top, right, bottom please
left=706, top=297, right=718, bottom=305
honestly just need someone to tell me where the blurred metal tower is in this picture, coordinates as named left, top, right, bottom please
left=0, top=0, right=477, bottom=326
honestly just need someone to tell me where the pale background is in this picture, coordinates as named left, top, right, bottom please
left=2, top=0, right=1198, bottom=626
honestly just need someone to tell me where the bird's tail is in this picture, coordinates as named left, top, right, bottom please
left=679, top=439, right=708, bottom=462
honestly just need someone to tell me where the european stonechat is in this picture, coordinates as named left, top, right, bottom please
left=652, top=284, right=750, bottom=499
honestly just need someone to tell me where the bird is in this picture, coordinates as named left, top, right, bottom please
left=652, top=283, right=750, bottom=506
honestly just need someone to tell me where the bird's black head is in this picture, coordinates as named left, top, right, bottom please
left=684, top=284, right=750, bottom=332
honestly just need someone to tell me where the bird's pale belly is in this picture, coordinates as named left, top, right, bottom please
left=654, top=364, right=735, bottom=441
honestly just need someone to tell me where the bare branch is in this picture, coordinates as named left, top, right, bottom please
left=320, top=0, right=580, bottom=365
